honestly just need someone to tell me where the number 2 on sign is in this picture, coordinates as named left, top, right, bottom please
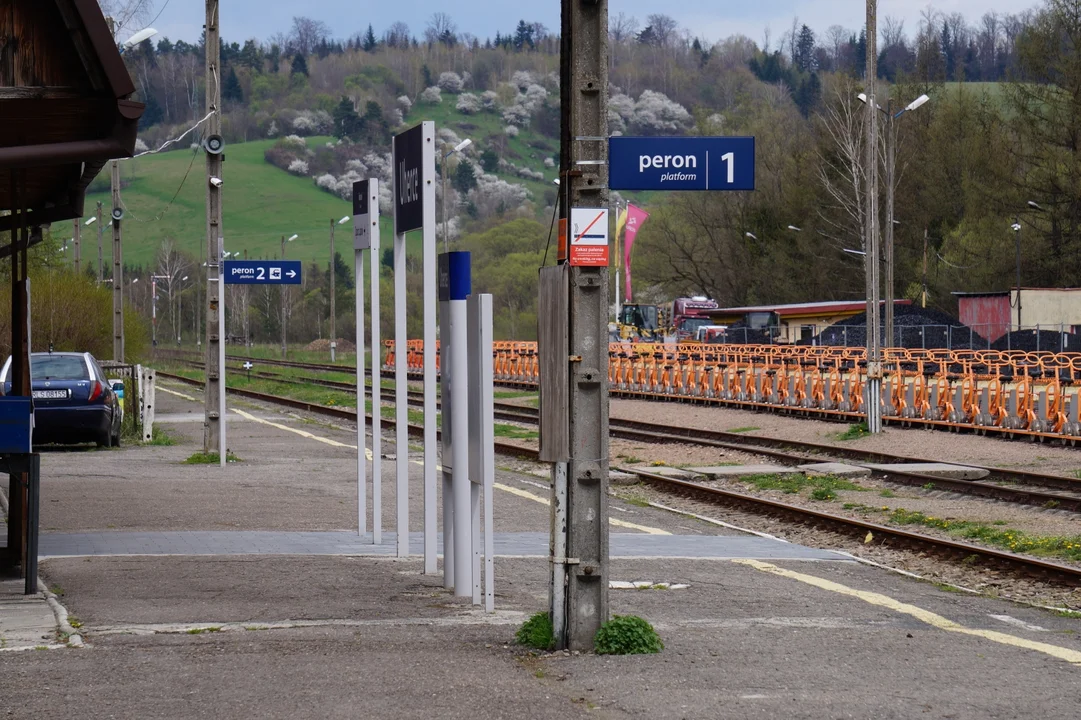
left=256, top=267, right=265, bottom=280
left=721, top=152, right=735, bottom=183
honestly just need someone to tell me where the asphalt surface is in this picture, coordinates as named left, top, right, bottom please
left=5, top=382, right=1081, bottom=719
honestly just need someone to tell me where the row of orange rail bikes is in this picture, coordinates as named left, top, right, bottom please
left=382, top=341, right=1081, bottom=442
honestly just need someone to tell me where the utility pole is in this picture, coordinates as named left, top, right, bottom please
left=884, top=103, right=896, bottom=348
left=864, top=0, right=882, bottom=433
left=280, top=235, right=287, bottom=358
left=96, top=201, right=103, bottom=284
left=203, top=0, right=224, bottom=456
left=554, top=0, right=610, bottom=651
left=111, top=160, right=123, bottom=361
left=922, top=227, right=928, bottom=309
left=72, top=218, right=81, bottom=275
left=329, top=219, right=336, bottom=361
left=1014, top=218, right=1022, bottom=329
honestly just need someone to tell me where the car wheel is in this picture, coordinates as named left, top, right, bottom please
left=112, top=429, right=121, bottom=447
left=97, top=429, right=112, bottom=448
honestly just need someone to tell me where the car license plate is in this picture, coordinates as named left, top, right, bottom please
left=33, top=390, right=68, bottom=399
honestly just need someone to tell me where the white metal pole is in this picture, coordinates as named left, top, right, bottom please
left=469, top=292, right=495, bottom=610
left=422, top=121, right=438, bottom=574
left=551, top=461, right=568, bottom=640
left=368, top=181, right=382, bottom=544
left=480, top=294, right=495, bottom=612
left=450, top=288, right=471, bottom=597
left=356, top=242, right=366, bottom=536
left=218, top=273, right=226, bottom=467
left=371, top=225, right=382, bottom=545
left=394, top=227, right=408, bottom=557
left=440, top=290, right=454, bottom=589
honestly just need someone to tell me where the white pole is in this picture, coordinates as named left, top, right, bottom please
left=469, top=292, right=495, bottom=611
left=370, top=184, right=382, bottom=545
left=450, top=276, right=471, bottom=597
left=422, top=121, right=438, bottom=574
left=551, top=461, right=568, bottom=639
left=440, top=291, right=454, bottom=590
left=218, top=273, right=226, bottom=467
left=394, top=227, right=408, bottom=557
left=356, top=239, right=366, bottom=536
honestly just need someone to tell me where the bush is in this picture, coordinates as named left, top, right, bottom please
left=437, top=71, right=464, bottom=93
left=287, top=159, right=309, bottom=176
left=515, top=612, right=554, bottom=650
left=456, top=93, right=481, bottom=114
left=419, top=86, right=442, bottom=104
left=594, top=615, right=663, bottom=655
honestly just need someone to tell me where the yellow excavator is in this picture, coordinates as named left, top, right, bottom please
left=614, top=303, right=666, bottom=342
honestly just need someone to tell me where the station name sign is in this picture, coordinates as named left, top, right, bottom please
left=608, top=136, right=755, bottom=191
left=224, top=260, right=302, bottom=285
left=393, top=123, right=430, bottom=234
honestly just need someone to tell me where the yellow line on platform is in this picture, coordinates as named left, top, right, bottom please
left=735, top=559, right=1081, bottom=667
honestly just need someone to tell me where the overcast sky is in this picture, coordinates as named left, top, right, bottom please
left=149, top=1, right=1042, bottom=47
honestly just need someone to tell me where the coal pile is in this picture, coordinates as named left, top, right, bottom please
left=800, top=306, right=990, bottom=349
left=991, top=329, right=1080, bottom=353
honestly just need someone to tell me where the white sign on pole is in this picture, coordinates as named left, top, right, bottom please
left=353, top=179, right=379, bottom=539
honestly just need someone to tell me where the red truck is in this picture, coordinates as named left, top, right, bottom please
left=670, top=296, right=720, bottom=341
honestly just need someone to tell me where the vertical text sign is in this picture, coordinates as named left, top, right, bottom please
left=393, top=123, right=425, bottom=234
left=353, top=180, right=372, bottom=250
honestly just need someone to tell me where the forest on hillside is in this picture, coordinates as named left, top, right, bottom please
left=39, top=0, right=1080, bottom=347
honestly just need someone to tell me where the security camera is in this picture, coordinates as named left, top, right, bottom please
left=209, top=177, right=223, bottom=188
left=203, top=135, right=225, bottom=155
left=111, top=207, right=124, bottom=221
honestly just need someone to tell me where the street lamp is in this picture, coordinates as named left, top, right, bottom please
left=329, top=216, right=350, bottom=361
left=178, top=276, right=188, bottom=346
left=84, top=217, right=97, bottom=226
left=281, top=234, right=298, bottom=358
left=787, top=225, right=802, bottom=232
left=858, top=91, right=931, bottom=346
left=440, top=138, right=472, bottom=252
left=119, top=27, right=158, bottom=53
left=745, top=232, right=758, bottom=241
left=1013, top=201, right=1046, bottom=329
left=130, top=277, right=139, bottom=310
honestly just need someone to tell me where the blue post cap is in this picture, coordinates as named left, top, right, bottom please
left=438, top=251, right=471, bottom=301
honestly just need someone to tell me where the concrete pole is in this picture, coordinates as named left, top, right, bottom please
left=97, top=201, right=103, bottom=284
left=864, top=0, right=882, bottom=433
left=203, top=0, right=224, bottom=456
left=1015, top=219, right=1022, bottom=329
left=884, top=108, right=896, bottom=348
left=557, top=0, right=610, bottom=651
left=111, top=160, right=123, bottom=362
left=72, top=219, right=81, bottom=275
left=922, top=227, right=928, bottom=309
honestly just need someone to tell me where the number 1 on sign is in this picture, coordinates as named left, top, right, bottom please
left=721, top=152, right=735, bottom=184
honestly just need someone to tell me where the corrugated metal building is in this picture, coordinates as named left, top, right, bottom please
left=954, top=289, right=1081, bottom=343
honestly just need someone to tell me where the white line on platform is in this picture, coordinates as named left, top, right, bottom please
left=736, top=559, right=1081, bottom=668
left=494, top=482, right=670, bottom=535
left=989, top=614, right=1049, bottom=632
left=158, top=385, right=199, bottom=402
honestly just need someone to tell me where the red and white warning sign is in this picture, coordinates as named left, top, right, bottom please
left=568, top=207, right=610, bottom=267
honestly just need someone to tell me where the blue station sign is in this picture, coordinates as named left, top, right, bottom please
left=608, top=136, right=755, bottom=191
left=224, top=260, right=302, bottom=285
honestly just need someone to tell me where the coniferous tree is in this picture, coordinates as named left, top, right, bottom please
left=290, top=53, right=308, bottom=77
left=363, top=24, right=378, bottom=52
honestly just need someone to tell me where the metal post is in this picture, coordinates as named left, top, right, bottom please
left=864, top=0, right=883, bottom=434
left=468, top=293, right=496, bottom=611
left=884, top=106, right=896, bottom=348
left=203, top=0, right=224, bottom=457
left=393, top=229, right=408, bottom=558
left=96, top=201, right=103, bottom=284
left=151, top=276, right=158, bottom=347
left=558, top=0, right=610, bottom=650
left=355, top=223, right=366, bottom=538
left=24, top=454, right=40, bottom=596
left=112, top=160, right=123, bottom=361
left=371, top=204, right=382, bottom=546
left=422, top=123, right=438, bottom=574
left=354, top=179, right=380, bottom=540
left=281, top=236, right=287, bottom=358
left=439, top=285, right=454, bottom=589
left=922, top=227, right=928, bottom=308
left=1015, top=218, right=1022, bottom=329
left=441, top=146, right=449, bottom=253
left=447, top=254, right=471, bottom=597
left=330, top=219, right=337, bottom=362
left=72, top=219, right=81, bottom=275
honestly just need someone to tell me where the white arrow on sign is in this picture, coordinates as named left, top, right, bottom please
left=286, top=270, right=297, bottom=278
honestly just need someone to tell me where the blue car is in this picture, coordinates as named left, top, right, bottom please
left=0, top=352, right=123, bottom=448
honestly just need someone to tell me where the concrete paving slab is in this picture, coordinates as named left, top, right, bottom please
left=864, top=462, right=990, bottom=480
left=0, top=578, right=57, bottom=649
left=635, top=466, right=702, bottom=479
left=687, top=464, right=799, bottom=478
left=798, top=461, right=872, bottom=477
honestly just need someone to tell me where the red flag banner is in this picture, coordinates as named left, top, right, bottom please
left=623, top=203, right=649, bottom=301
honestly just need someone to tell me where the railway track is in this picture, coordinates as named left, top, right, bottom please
left=155, top=369, right=1081, bottom=586
left=167, top=358, right=1081, bottom=515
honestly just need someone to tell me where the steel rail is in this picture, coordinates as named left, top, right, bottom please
left=621, top=466, right=1081, bottom=585
left=154, top=370, right=1081, bottom=584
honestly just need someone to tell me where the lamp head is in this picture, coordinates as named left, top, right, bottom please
left=1011, top=223, right=1022, bottom=232
left=906, top=94, right=931, bottom=112
left=454, top=139, right=473, bottom=153
left=338, top=216, right=350, bottom=225
left=122, top=27, right=159, bottom=49
left=857, top=93, right=868, bottom=104
left=85, top=216, right=97, bottom=226
left=787, top=225, right=802, bottom=232
left=287, top=234, right=299, bottom=242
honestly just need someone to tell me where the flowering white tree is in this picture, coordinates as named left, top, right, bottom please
left=438, top=72, right=464, bottom=93
left=456, top=93, right=481, bottom=114
left=419, top=86, right=442, bottom=104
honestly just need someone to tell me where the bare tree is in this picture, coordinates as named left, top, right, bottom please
left=155, top=240, right=190, bottom=344
left=424, top=12, right=456, bottom=45
left=96, top=0, right=156, bottom=38
left=383, top=21, right=411, bottom=48
left=816, top=81, right=867, bottom=253
left=610, top=12, right=640, bottom=44
left=825, top=25, right=848, bottom=65
left=646, top=14, right=678, bottom=48
left=882, top=16, right=906, bottom=49
left=289, top=16, right=331, bottom=56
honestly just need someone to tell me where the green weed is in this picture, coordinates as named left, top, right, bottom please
left=810, top=488, right=836, bottom=501
left=742, top=473, right=865, bottom=496
left=594, top=615, right=663, bottom=655
left=726, top=426, right=760, bottom=434
left=516, top=612, right=554, bottom=651
left=183, top=452, right=242, bottom=465
left=879, top=489, right=896, bottom=498
left=494, top=424, right=539, bottom=440
left=889, top=508, right=1081, bottom=562
left=146, top=426, right=177, bottom=446
left=835, top=422, right=870, bottom=441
